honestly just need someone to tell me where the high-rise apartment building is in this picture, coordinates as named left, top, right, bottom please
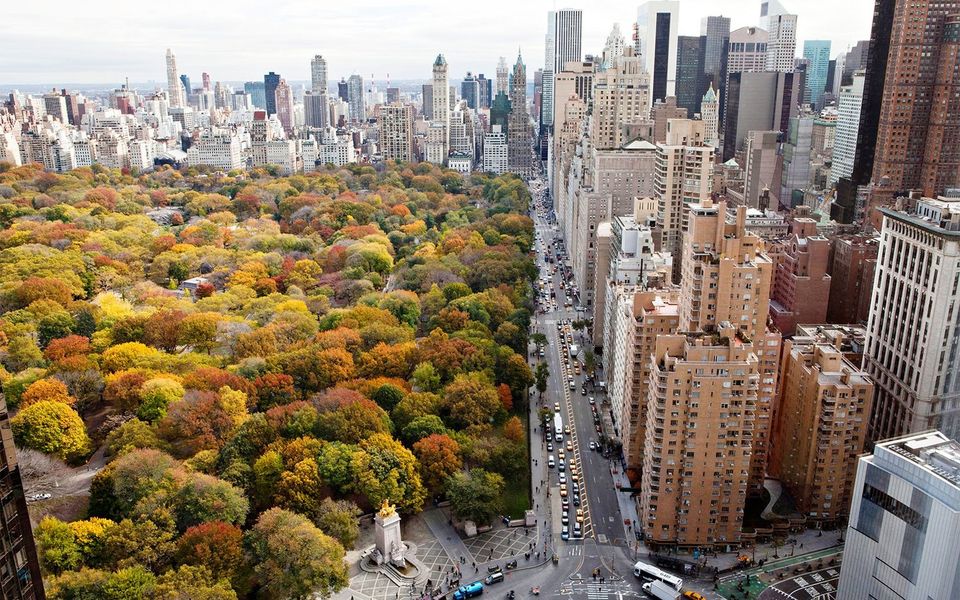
left=421, top=84, right=433, bottom=120
left=654, top=119, right=713, bottom=276
left=780, top=115, right=814, bottom=204
left=483, top=124, right=509, bottom=174
left=675, top=36, right=705, bottom=117
left=830, top=71, right=865, bottom=186
left=636, top=1, right=680, bottom=106
left=551, top=61, right=595, bottom=134
left=542, top=9, right=583, bottom=130
left=304, top=91, right=328, bottom=129
left=589, top=49, right=650, bottom=150
left=42, top=92, right=69, bottom=124
left=263, top=71, right=280, bottom=116
left=380, top=103, right=414, bottom=163
left=0, top=400, right=45, bottom=599
left=802, top=40, right=831, bottom=108
left=274, top=79, right=294, bottom=134
left=651, top=96, right=687, bottom=144
left=770, top=329, right=873, bottom=525
left=768, top=218, right=831, bottom=336
left=864, top=196, right=960, bottom=442
left=166, top=48, right=185, bottom=109
left=871, top=0, right=960, bottom=200
left=837, top=431, right=960, bottom=599
left=639, top=209, right=784, bottom=544
left=429, top=54, right=450, bottom=163
left=609, top=289, right=678, bottom=470
left=507, top=53, right=532, bottom=178
left=347, top=74, right=364, bottom=122
left=765, top=13, right=798, bottom=72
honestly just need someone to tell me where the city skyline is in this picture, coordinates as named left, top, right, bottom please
left=2, top=0, right=874, bottom=86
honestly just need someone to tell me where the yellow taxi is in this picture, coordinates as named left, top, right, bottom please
left=576, top=509, right=584, bottom=522
left=559, top=484, right=568, bottom=497
left=566, top=440, right=574, bottom=451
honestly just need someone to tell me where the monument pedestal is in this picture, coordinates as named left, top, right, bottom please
left=375, top=505, right=406, bottom=568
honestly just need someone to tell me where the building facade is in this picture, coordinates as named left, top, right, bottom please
left=380, top=104, right=414, bottom=163
left=864, top=197, right=960, bottom=442
left=837, top=431, right=960, bottom=599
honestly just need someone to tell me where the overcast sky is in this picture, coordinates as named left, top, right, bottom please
left=2, top=0, right=875, bottom=86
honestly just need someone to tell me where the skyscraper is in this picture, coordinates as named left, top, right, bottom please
left=542, top=9, right=583, bottom=130
left=201, top=72, right=211, bottom=91
left=477, top=74, right=492, bottom=108
left=870, top=0, right=960, bottom=197
left=263, top=71, right=280, bottom=116
left=507, top=52, right=532, bottom=178
left=311, top=55, right=328, bottom=94
left=274, top=79, right=294, bottom=134
left=765, top=13, right=798, bottom=72
left=337, top=78, right=349, bottom=102
left=166, top=48, right=185, bottom=108
left=701, top=84, right=719, bottom=148
left=830, top=0, right=894, bottom=224
left=864, top=196, right=960, bottom=442
left=830, top=71, right=865, bottom=186
left=461, top=72, right=479, bottom=109
left=347, top=74, right=364, bottom=122
left=602, top=23, right=626, bottom=67
left=380, top=103, right=414, bottom=163
left=700, top=16, right=731, bottom=115
left=838, top=431, right=960, bottom=599
left=759, top=0, right=790, bottom=31
left=722, top=71, right=799, bottom=160
left=179, top=74, right=191, bottom=96
left=496, top=57, right=509, bottom=95
left=636, top=1, right=680, bottom=105
left=421, top=84, right=434, bottom=120
left=675, top=36, right=705, bottom=116
left=428, top=54, right=450, bottom=163
left=244, top=81, right=266, bottom=110
left=802, top=40, right=832, bottom=108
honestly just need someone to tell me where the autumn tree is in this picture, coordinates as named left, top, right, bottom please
left=245, top=508, right=348, bottom=600
left=11, top=401, right=91, bottom=463
left=443, top=372, right=501, bottom=429
left=351, top=433, right=426, bottom=513
left=412, top=434, right=462, bottom=495
left=176, top=521, right=246, bottom=590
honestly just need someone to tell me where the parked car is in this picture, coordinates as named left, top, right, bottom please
left=453, top=582, right=484, bottom=600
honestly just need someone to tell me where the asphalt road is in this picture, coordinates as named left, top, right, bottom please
left=526, top=177, right=644, bottom=598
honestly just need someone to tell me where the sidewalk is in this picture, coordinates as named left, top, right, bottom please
left=421, top=509, right=474, bottom=568
left=609, top=464, right=641, bottom=545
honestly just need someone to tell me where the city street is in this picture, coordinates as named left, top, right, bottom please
left=527, top=177, right=642, bottom=597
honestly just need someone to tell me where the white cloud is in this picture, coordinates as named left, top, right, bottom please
left=0, top=0, right=874, bottom=85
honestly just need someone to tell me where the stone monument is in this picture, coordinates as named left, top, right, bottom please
left=373, top=499, right=407, bottom=568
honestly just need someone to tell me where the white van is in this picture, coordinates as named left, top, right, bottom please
left=548, top=455, right=556, bottom=468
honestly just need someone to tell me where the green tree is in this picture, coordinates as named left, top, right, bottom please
left=245, top=508, right=348, bottom=600
left=535, top=362, right=549, bottom=397
left=446, top=468, right=505, bottom=525
left=314, top=498, right=362, bottom=550
left=152, top=565, right=238, bottom=600
left=11, top=400, right=91, bottom=462
left=174, top=473, right=249, bottom=532
left=400, top=415, right=447, bottom=445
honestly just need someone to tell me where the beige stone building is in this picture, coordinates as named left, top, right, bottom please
left=654, top=119, right=714, bottom=279
left=590, top=48, right=650, bottom=150
left=379, top=104, right=414, bottom=163
left=769, top=331, right=873, bottom=525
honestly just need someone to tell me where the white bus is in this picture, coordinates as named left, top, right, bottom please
left=633, top=561, right=682, bottom=591
left=554, top=413, right=563, bottom=436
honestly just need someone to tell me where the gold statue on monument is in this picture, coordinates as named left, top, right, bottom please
left=378, top=498, right=397, bottom=519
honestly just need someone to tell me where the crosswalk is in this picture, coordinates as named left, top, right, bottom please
left=557, top=581, right=644, bottom=599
